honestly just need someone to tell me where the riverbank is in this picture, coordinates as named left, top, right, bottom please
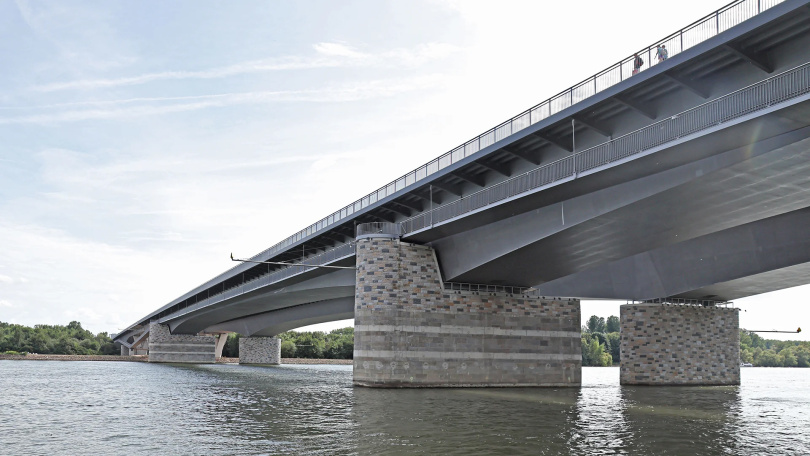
left=0, top=353, right=148, bottom=362
left=0, top=353, right=353, bottom=365
left=218, top=357, right=352, bottom=365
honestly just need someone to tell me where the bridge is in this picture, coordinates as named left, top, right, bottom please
left=115, top=0, right=810, bottom=386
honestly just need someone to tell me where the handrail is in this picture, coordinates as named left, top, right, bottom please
left=634, top=297, right=734, bottom=307
left=356, top=222, right=402, bottom=238
left=401, top=61, right=810, bottom=234
left=238, top=0, right=785, bottom=264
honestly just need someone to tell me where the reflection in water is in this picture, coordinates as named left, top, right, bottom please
left=353, top=386, right=580, bottom=455
left=620, top=385, right=741, bottom=455
left=569, top=368, right=632, bottom=455
left=1, top=362, right=808, bottom=455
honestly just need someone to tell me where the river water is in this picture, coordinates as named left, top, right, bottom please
left=1, top=362, right=808, bottom=455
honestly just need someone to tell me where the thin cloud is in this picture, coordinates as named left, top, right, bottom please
left=0, top=300, right=12, bottom=308
left=31, top=42, right=459, bottom=92
left=32, top=57, right=337, bottom=92
left=1, top=75, right=449, bottom=125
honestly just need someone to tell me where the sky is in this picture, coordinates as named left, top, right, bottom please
left=0, top=0, right=806, bottom=341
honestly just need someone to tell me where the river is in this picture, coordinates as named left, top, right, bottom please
left=0, top=361, right=807, bottom=455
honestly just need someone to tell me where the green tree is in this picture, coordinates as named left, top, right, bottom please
left=605, top=332, right=621, bottom=363
left=586, top=316, right=606, bottom=334
left=222, top=333, right=240, bottom=358
left=740, top=348, right=754, bottom=364
left=779, top=348, right=797, bottom=367
left=581, top=336, right=608, bottom=366
left=757, top=349, right=780, bottom=367
left=606, top=316, right=620, bottom=333
left=324, top=329, right=353, bottom=359
left=280, top=340, right=296, bottom=358
left=291, top=332, right=325, bottom=358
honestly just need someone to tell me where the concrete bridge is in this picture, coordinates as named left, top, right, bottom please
left=114, top=0, right=810, bottom=386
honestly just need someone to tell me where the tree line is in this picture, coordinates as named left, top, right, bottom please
left=0, top=321, right=118, bottom=355
left=3, top=319, right=808, bottom=367
left=220, top=327, right=354, bottom=359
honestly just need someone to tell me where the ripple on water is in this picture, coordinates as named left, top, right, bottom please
left=0, top=362, right=808, bottom=455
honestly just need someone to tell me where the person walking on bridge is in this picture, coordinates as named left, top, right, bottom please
left=655, top=45, right=668, bottom=62
left=632, top=53, right=643, bottom=75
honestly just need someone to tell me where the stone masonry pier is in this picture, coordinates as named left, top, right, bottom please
left=353, top=235, right=581, bottom=387
left=239, top=337, right=281, bottom=365
left=148, top=322, right=217, bottom=364
left=620, top=304, right=740, bottom=385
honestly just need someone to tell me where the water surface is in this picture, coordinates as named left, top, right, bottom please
left=1, top=362, right=807, bottom=455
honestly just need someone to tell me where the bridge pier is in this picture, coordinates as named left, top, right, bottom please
left=353, top=235, right=581, bottom=387
left=239, top=337, right=281, bottom=365
left=620, top=304, right=740, bottom=385
left=147, top=322, right=217, bottom=363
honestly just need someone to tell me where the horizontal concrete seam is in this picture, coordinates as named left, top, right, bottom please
left=354, top=350, right=581, bottom=361
left=150, top=351, right=215, bottom=355
left=149, top=343, right=216, bottom=348
left=355, top=324, right=579, bottom=338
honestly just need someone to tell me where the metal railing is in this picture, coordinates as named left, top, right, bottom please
left=164, top=242, right=357, bottom=320
left=444, top=282, right=534, bottom=295
left=222, top=0, right=785, bottom=269
left=401, top=61, right=810, bottom=234
left=356, top=222, right=403, bottom=238
left=444, top=282, right=579, bottom=300
left=635, top=297, right=735, bottom=307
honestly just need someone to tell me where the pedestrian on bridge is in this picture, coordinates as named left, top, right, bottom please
left=632, top=53, right=644, bottom=75
left=656, top=45, right=668, bottom=62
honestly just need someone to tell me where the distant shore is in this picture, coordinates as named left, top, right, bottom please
left=0, top=353, right=149, bottom=362
left=0, top=353, right=352, bottom=365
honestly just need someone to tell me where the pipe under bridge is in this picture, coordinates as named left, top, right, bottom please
left=115, top=0, right=810, bottom=387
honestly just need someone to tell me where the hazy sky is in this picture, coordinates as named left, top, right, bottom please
left=1, top=0, right=806, bottom=341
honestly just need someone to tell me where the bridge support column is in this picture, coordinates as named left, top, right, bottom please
left=214, top=333, right=228, bottom=359
left=620, top=304, right=740, bottom=385
left=239, top=337, right=281, bottom=365
left=147, top=322, right=217, bottom=363
left=120, top=345, right=130, bottom=356
left=353, top=235, right=581, bottom=387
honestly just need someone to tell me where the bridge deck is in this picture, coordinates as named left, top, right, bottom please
left=115, top=0, right=810, bottom=342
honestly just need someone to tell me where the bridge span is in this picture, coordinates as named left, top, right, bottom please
left=115, top=0, right=810, bottom=387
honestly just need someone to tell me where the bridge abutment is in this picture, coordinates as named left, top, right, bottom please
left=620, top=304, right=740, bottom=385
left=239, top=337, right=281, bottom=365
left=353, top=235, right=581, bottom=387
left=147, top=322, right=217, bottom=363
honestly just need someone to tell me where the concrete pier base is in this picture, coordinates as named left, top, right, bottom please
left=620, top=304, right=740, bottom=385
left=239, top=337, right=281, bottom=365
left=147, top=322, right=216, bottom=363
left=353, top=236, right=581, bottom=387
left=120, top=345, right=130, bottom=356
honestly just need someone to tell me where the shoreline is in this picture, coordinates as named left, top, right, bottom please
left=0, top=353, right=352, bottom=365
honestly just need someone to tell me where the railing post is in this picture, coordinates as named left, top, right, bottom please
left=716, top=10, right=720, bottom=34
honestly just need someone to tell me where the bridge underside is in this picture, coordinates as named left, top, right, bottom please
left=420, top=100, right=810, bottom=302
left=165, top=265, right=355, bottom=335
left=150, top=102, right=810, bottom=338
